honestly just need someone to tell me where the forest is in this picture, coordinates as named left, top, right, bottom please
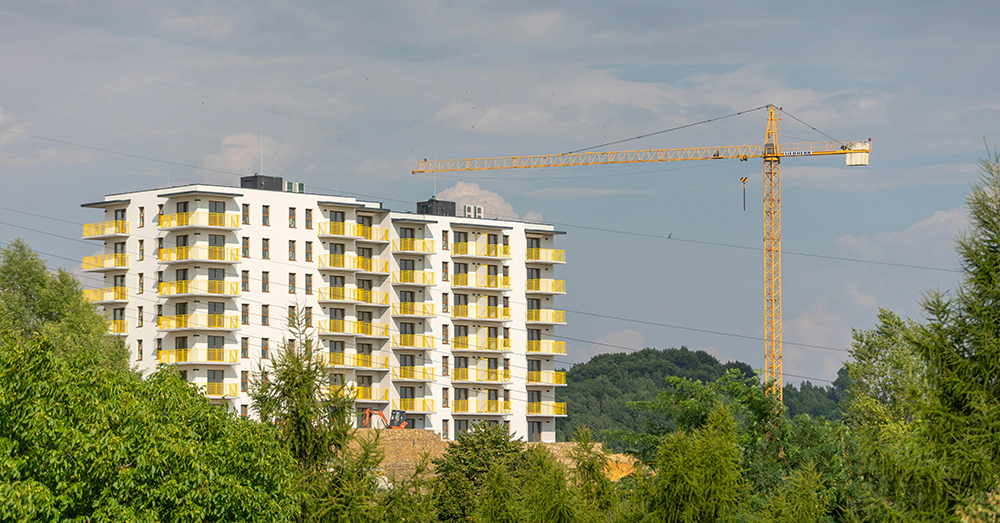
left=3, top=152, right=1000, bottom=521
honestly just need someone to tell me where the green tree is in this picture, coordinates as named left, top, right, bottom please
left=433, top=423, right=526, bottom=522
left=0, top=238, right=128, bottom=371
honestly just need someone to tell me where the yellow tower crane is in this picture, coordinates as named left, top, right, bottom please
left=412, top=105, right=870, bottom=400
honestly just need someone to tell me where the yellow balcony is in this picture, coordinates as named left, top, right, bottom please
left=109, top=320, right=128, bottom=335
left=526, top=248, right=566, bottom=263
left=451, top=242, right=510, bottom=258
left=527, top=402, right=568, bottom=416
left=318, top=221, right=356, bottom=237
left=451, top=305, right=470, bottom=318
left=392, top=334, right=435, bottom=349
left=451, top=336, right=510, bottom=352
left=355, top=257, right=389, bottom=273
left=392, top=270, right=435, bottom=285
left=355, top=321, right=388, bottom=337
left=84, top=287, right=128, bottom=302
left=157, top=348, right=239, bottom=364
left=526, top=309, right=566, bottom=324
left=354, top=289, right=389, bottom=304
left=357, top=225, right=388, bottom=242
left=82, top=220, right=128, bottom=238
left=158, top=280, right=238, bottom=296
left=451, top=274, right=510, bottom=289
left=157, top=314, right=239, bottom=330
left=450, top=399, right=512, bottom=414
left=325, top=352, right=390, bottom=369
left=527, top=340, right=567, bottom=354
left=317, top=319, right=389, bottom=337
left=355, top=387, right=389, bottom=401
left=392, top=303, right=434, bottom=316
left=451, top=399, right=471, bottom=413
left=205, top=382, right=239, bottom=397
left=392, top=398, right=435, bottom=412
left=158, top=246, right=239, bottom=262
left=391, top=366, right=435, bottom=381
left=450, top=305, right=510, bottom=321
left=159, top=212, right=239, bottom=229
left=527, top=371, right=567, bottom=385
left=392, top=238, right=434, bottom=253
left=82, top=253, right=128, bottom=271
left=526, top=279, right=566, bottom=293
left=318, top=287, right=388, bottom=303
left=451, top=368, right=511, bottom=383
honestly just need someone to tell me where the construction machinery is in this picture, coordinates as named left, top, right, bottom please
left=362, top=408, right=408, bottom=429
left=412, top=105, right=870, bottom=401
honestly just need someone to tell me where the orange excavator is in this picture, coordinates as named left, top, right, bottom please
left=361, top=408, right=408, bottom=429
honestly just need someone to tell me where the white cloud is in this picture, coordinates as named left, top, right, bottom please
left=163, top=16, right=235, bottom=38
left=569, top=329, right=646, bottom=364
left=521, top=187, right=649, bottom=199
left=199, top=133, right=301, bottom=184
left=783, top=162, right=978, bottom=193
left=432, top=102, right=562, bottom=135
left=844, top=281, right=878, bottom=308
left=518, top=12, right=564, bottom=35
left=783, top=298, right=851, bottom=384
left=835, top=207, right=966, bottom=268
left=523, top=210, right=544, bottom=223
left=0, top=105, right=29, bottom=148
left=95, top=71, right=177, bottom=98
left=436, top=181, right=518, bottom=220
left=2, top=148, right=93, bottom=166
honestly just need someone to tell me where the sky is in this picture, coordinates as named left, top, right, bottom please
left=2, top=0, right=999, bottom=385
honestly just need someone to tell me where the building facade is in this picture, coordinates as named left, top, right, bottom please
left=80, top=176, right=567, bottom=442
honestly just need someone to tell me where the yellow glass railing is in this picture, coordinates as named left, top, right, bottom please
left=82, top=253, right=128, bottom=270
left=477, top=306, right=510, bottom=320
left=392, top=334, right=435, bottom=349
left=451, top=399, right=470, bottom=413
left=477, top=400, right=511, bottom=414
left=318, top=221, right=354, bottom=236
left=356, top=225, right=388, bottom=241
left=204, top=382, right=239, bottom=397
left=83, top=220, right=129, bottom=237
left=392, top=239, right=434, bottom=253
left=157, top=314, right=239, bottom=330
left=450, top=274, right=510, bottom=289
left=527, top=340, right=567, bottom=354
left=158, top=280, right=238, bottom=296
left=158, top=246, right=239, bottom=262
left=355, top=321, right=388, bottom=337
left=527, top=371, right=567, bottom=385
left=317, top=319, right=389, bottom=337
left=160, top=212, right=239, bottom=229
left=526, top=279, right=566, bottom=293
left=391, top=366, right=435, bottom=380
left=526, top=309, right=566, bottom=323
left=84, top=287, right=128, bottom=302
left=451, top=305, right=469, bottom=318
left=318, top=254, right=351, bottom=269
left=451, top=242, right=510, bottom=258
left=526, top=248, right=566, bottom=263
left=325, top=352, right=390, bottom=369
left=451, top=273, right=469, bottom=286
left=451, top=368, right=511, bottom=383
left=392, top=398, right=435, bottom=412
left=109, top=320, right=128, bottom=334
left=158, top=348, right=238, bottom=364
left=392, top=303, right=434, bottom=316
left=355, top=257, right=389, bottom=273
left=527, top=402, right=568, bottom=416
left=392, top=271, right=435, bottom=285
left=355, top=387, right=389, bottom=401
left=450, top=336, right=510, bottom=351
left=354, top=288, right=389, bottom=304
left=318, top=287, right=348, bottom=301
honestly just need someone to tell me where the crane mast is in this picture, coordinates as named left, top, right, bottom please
left=763, top=106, right=783, bottom=399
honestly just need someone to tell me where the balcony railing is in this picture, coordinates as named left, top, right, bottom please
left=527, top=371, right=567, bottom=385
left=158, top=280, right=238, bottom=296
left=526, top=340, right=567, bottom=354
left=82, top=220, right=128, bottom=237
left=84, top=287, right=128, bottom=302
left=526, top=279, right=566, bottom=293
left=391, top=366, right=435, bottom=381
left=451, top=368, right=511, bottom=383
left=526, top=248, right=566, bottom=263
left=319, top=254, right=389, bottom=272
left=391, top=303, right=434, bottom=316
left=157, top=348, right=239, bottom=364
left=450, top=336, right=510, bottom=352
left=205, top=382, right=239, bottom=397
left=355, top=257, right=389, bottom=273
left=451, top=399, right=512, bottom=414
left=451, top=242, right=510, bottom=258
left=317, top=319, right=389, bottom=337
left=316, top=287, right=389, bottom=304
left=355, top=387, right=389, bottom=401
left=392, top=398, right=435, bottom=412
left=109, top=320, right=128, bottom=335
left=159, top=212, right=239, bottom=229
left=392, top=271, right=435, bottom=285
left=325, top=352, right=390, bottom=369
left=318, top=221, right=354, bottom=237
left=526, top=309, right=566, bottom=323
left=355, top=289, right=389, bottom=304
left=527, top=402, right=568, bottom=416
left=158, top=246, right=239, bottom=262
left=451, top=274, right=510, bottom=289
left=356, top=225, right=388, bottom=242
left=451, top=305, right=510, bottom=321
left=157, top=314, right=239, bottom=330
left=392, top=334, right=435, bottom=349
left=82, top=253, right=128, bottom=271
left=392, top=239, right=434, bottom=253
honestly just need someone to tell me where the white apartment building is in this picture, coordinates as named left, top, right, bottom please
left=80, top=175, right=567, bottom=442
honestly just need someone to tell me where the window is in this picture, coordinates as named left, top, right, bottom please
left=262, top=239, right=270, bottom=259
left=157, top=204, right=163, bottom=224
left=305, top=274, right=313, bottom=294
left=305, top=241, right=313, bottom=262
left=138, top=240, right=144, bottom=261
left=242, top=237, right=250, bottom=258
left=242, top=204, right=250, bottom=224
left=156, top=304, right=162, bottom=319
left=442, top=262, right=449, bottom=281
left=262, top=272, right=269, bottom=292
left=138, top=273, right=144, bottom=294
left=242, top=270, right=249, bottom=291
left=241, top=371, right=248, bottom=392
left=288, top=273, right=296, bottom=294
left=241, top=337, right=249, bottom=358
left=241, top=304, right=249, bottom=325
left=262, top=205, right=270, bottom=226
left=157, top=237, right=163, bottom=255
left=137, top=306, right=143, bottom=327
left=305, top=307, right=312, bottom=327
left=528, top=422, right=542, bottom=443
left=288, top=306, right=295, bottom=326
left=288, top=240, right=296, bottom=261
left=137, top=339, right=143, bottom=360
left=456, top=419, right=469, bottom=435
left=442, top=324, right=449, bottom=344
left=442, top=419, right=449, bottom=440
left=305, top=209, right=313, bottom=229
left=138, top=207, right=144, bottom=227
left=288, top=208, right=296, bottom=228
left=442, top=231, right=449, bottom=250
left=156, top=338, right=161, bottom=356
left=261, top=305, right=269, bottom=326
left=442, top=356, right=449, bottom=375
left=261, top=338, right=269, bottom=358
left=240, top=405, right=248, bottom=419
left=442, top=387, right=449, bottom=408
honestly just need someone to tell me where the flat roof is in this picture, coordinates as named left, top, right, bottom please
left=525, top=228, right=566, bottom=235
left=317, top=201, right=372, bottom=209
left=391, top=216, right=437, bottom=224
left=451, top=222, right=514, bottom=230
left=81, top=198, right=130, bottom=209
left=157, top=189, right=244, bottom=199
